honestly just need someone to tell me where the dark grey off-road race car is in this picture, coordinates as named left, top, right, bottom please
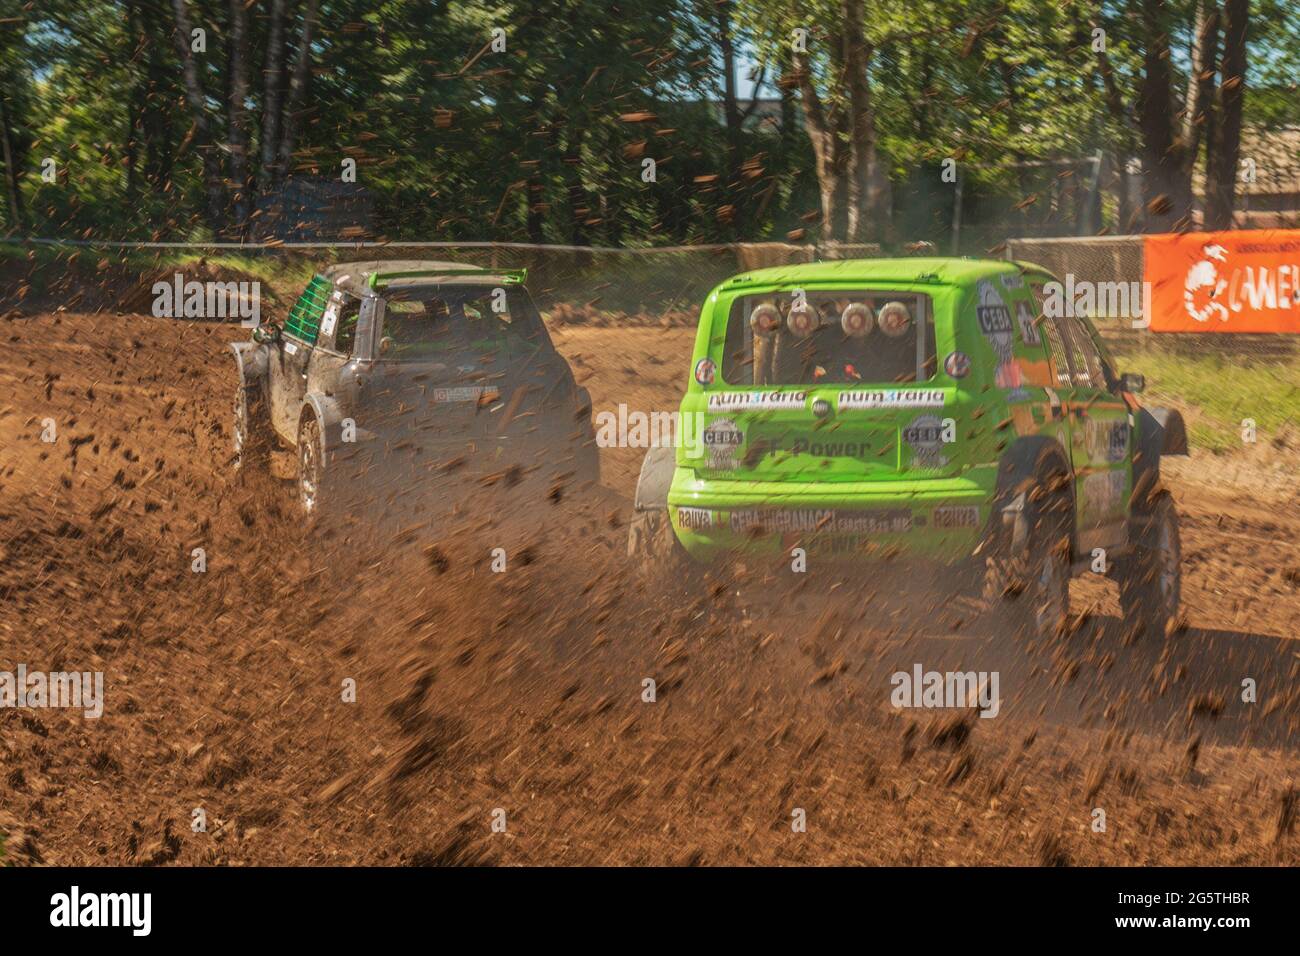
left=230, top=260, right=599, bottom=517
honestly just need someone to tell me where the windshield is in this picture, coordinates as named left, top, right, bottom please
left=377, top=285, right=546, bottom=360
left=722, top=290, right=936, bottom=386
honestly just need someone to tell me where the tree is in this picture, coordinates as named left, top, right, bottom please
left=1204, top=0, right=1248, bottom=228
left=744, top=0, right=892, bottom=244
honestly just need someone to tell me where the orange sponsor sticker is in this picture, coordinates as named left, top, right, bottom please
left=1144, top=230, right=1300, bottom=333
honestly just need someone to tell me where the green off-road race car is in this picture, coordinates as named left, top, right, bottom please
left=629, top=257, right=1189, bottom=641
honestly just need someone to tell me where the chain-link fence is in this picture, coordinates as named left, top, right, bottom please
left=1005, top=235, right=1297, bottom=360
left=0, top=239, right=882, bottom=322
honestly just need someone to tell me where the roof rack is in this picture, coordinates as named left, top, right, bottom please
left=366, top=268, right=527, bottom=289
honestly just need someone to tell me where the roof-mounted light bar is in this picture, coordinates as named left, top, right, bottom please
left=366, top=268, right=527, bottom=289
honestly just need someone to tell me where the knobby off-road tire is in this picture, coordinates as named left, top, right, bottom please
left=233, top=383, right=273, bottom=473
left=985, top=480, right=1072, bottom=643
left=1118, top=490, right=1181, bottom=639
left=296, top=414, right=332, bottom=520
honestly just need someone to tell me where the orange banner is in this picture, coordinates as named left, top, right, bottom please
left=1144, top=229, right=1300, bottom=333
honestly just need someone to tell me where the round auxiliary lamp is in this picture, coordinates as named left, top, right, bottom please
left=877, top=301, right=912, bottom=337
left=749, top=302, right=782, bottom=337
left=785, top=304, right=818, bottom=338
left=840, top=302, right=874, bottom=338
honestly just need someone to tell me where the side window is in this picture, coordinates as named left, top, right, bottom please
left=334, top=294, right=361, bottom=354
left=285, top=275, right=331, bottom=345
left=1030, top=282, right=1070, bottom=387
left=1056, top=317, right=1096, bottom=388
left=1040, top=315, right=1075, bottom=388
left=1066, top=315, right=1106, bottom=387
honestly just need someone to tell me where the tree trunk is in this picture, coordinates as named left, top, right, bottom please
left=124, top=0, right=143, bottom=207
left=226, top=0, right=252, bottom=236
left=1183, top=0, right=1221, bottom=155
left=276, top=0, right=321, bottom=188
left=169, top=0, right=229, bottom=235
left=258, top=0, right=288, bottom=197
left=0, top=93, right=23, bottom=231
left=714, top=0, right=742, bottom=200
left=791, top=50, right=843, bottom=243
left=1205, top=0, right=1248, bottom=230
left=843, top=0, right=871, bottom=242
left=1093, top=19, right=1141, bottom=230
left=1184, top=0, right=1221, bottom=225
left=1138, top=0, right=1193, bottom=232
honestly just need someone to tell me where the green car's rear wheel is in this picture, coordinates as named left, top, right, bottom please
left=986, top=480, right=1072, bottom=642
left=627, top=509, right=691, bottom=586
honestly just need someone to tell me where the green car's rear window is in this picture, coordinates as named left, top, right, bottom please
left=721, top=290, right=936, bottom=386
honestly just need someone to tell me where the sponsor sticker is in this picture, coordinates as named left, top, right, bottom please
left=320, top=303, right=339, bottom=338
left=785, top=436, right=875, bottom=458
left=283, top=341, right=298, bottom=356
left=933, top=505, right=981, bottom=528
left=1083, top=470, right=1127, bottom=515
left=1001, top=272, right=1025, bottom=290
left=675, top=506, right=714, bottom=530
left=903, top=413, right=949, bottom=468
left=1084, top=418, right=1129, bottom=462
left=706, top=390, right=808, bottom=411
left=1015, top=300, right=1041, bottom=346
left=976, top=280, right=1014, bottom=358
left=730, top=507, right=912, bottom=536
left=433, top=386, right=498, bottom=403
left=837, top=389, right=945, bottom=410
left=702, top=417, right=744, bottom=468
left=694, top=357, right=716, bottom=386
left=943, top=352, right=971, bottom=379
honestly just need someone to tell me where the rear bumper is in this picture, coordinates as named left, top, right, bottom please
left=665, top=466, right=998, bottom=563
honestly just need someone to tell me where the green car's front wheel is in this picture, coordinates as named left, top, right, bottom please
left=1118, top=491, right=1181, bottom=639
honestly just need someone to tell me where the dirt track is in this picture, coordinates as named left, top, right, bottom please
left=2, top=312, right=1299, bottom=865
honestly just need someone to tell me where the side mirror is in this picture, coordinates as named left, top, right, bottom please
left=1120, top=372, right=1145, bottom=393
left=252, top=322, right=281, bottom=344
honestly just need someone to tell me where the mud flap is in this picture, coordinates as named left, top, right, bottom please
left=229, top=341, right=270, bottom=385
left=1147, top=407, right=1189, bottom=456
left=633, top=446, right=677, bottom=513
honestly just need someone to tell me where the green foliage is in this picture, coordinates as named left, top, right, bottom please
left=0, top=0, right=1293, bottom=246
left=1128, top=348, right=1300, bottom=452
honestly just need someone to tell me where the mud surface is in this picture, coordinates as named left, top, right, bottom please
left=2, top=313, right=1298, bottom=865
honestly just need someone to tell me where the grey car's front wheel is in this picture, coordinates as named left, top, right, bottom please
left=296, top=414, right=327, bottom=518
